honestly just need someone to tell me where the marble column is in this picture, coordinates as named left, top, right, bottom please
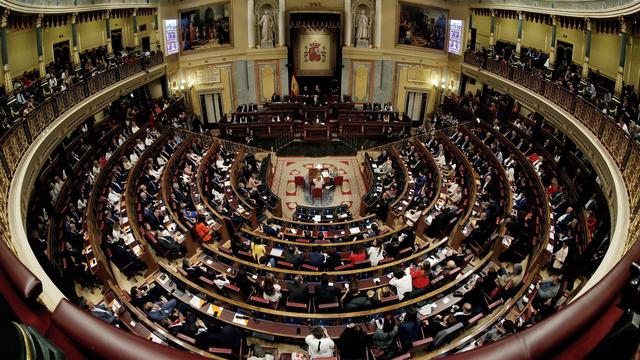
left=248, top=0, right=255, bottom=48
left=36, top=14, right=45, bottom=78
left=374, top=0, right=382, bottom=48
left=278, top=0, right=286, bottom=47
left=71, top=13, right=80, bottom=66
left=581, top=18, right=591, bottom=82
left=516, top=11, right=523, bottom=56
left=344, top=0, right=352, bottom=46
left=615, top=17, right=627, bottom=99
left=1, top=9, right=12, bottom=95
left=132, top=8, right=139, bottom=47
left=489, top=9, right=495, bottom=50
left=549, top=15, right=557, bottom=71
left=106, top=10, right=112, bottom=54
left=467, top=13, right=473, bottom=51
left=154, top=11, right=159, bottom=50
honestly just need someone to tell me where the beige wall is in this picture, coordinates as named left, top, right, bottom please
left=7, top=29, right=38, bottom=78
left=474, top=14, right=638, bottom=86
left=42, top=24, right=72, bottom=65
left=78, top=20, right=106, bottom=51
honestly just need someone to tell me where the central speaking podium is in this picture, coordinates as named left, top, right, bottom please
left=303, top=122, right=330, bottom=141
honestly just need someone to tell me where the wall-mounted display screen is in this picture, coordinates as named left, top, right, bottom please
left=448, top=19, right=463, bottom=55
left=164, top=19, right=179, bottom=55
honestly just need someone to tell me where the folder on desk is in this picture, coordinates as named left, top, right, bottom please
left=349, top=227, right=360, bottom=235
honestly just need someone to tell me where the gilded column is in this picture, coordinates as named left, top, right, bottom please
left=36, top=14, right=45, bottom=78
left=615, top=17, right=627, bottom=100
left=516, top=11, right=523, bottom=56
left=344, top=0, right=352, bottom=46
left=1, top=9, right=11, bottom=95
left=278, top=0, right=286, bottom=47
left=489, top=9, right=495, bottom=50
left=132, top=8, right=139, bottom=47
left=549, top=15, right=557, bottom=72
left=374, top=0, right=382, bottom=48
left=106, top=10, right=112, bottom=54
left=71, top=12, right=80, bottom=66
left=581, top=18, right=591, bottom=82
left=248, top=0, right=255, bottom=48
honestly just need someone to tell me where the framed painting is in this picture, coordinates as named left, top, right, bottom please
left=396, top=2, right=448, bottom=51
left=179, top=1, right=233, bottom=54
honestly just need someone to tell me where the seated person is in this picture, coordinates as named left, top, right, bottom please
left=261, top=273, right=282, bottom=303
left=288, top=275, right=309, bottom=304
left=315, top=274, right=340, bottom=305
left=144, top=298, right=178, bottom=321
left=194, top=215, right=215, bottom=242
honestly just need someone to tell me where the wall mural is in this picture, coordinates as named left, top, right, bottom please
left=397, top=2, right=447, bottom=51
left=179, top=1, right=232, bottom=53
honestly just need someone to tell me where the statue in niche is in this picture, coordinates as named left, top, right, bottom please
left=355, top=9, right=371, bottom=48
left=258, top=9, right=275, bottom=48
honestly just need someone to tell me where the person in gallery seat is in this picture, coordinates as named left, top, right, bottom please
left=271, top=92, right=281, bottom=103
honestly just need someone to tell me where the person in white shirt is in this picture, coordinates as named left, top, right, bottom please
left=367, top=239, right=385, bottom=266
left=305, top=326, right=335, bottom=359
left=129, top=151, right=139, bottom=164
left=389, top=269, right=413, bottom=300
left=552, top=241, right=569, bottom=270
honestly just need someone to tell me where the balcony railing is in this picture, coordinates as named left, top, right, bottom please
left=458, top=50, right=640, bottom=358
left=0, top=51, right=164, bottom=199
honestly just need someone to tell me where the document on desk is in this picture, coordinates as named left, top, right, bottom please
left=313, top=215, right=322, bottom=222
left=270, top=248, right=283, bottom=257
left=189, top=296, right=205, bottom=308
left=149, top=334, right=163, bottom=344
left=233, top=313, right=249, bottom=326
left=349, top=227, right=360, bottom=235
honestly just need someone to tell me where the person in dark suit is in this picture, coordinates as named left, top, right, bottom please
left=85, top=300, right=118, bottom=324
left=315, top=274, right=341, bottom=305
left=307, top=249, right=325, bottom=269
left=182, top=259, right=204, bottom=279
left=144, top=298, right=178, bottom=321
left=288, top=275, right=309, bottom=304
left=271, top=92, right=281, bottom=103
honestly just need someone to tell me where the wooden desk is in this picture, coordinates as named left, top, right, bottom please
left=303, top=123, right=330, bottom=141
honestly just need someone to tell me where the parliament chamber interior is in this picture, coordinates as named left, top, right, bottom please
left=1, top=0, right=640, bottom=359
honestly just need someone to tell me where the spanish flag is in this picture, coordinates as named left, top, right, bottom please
left=291, top=74, right=299, bottom=97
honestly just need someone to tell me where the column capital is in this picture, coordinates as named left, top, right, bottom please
left=551, top=15, right=557, bottom=26
left=133, top=8, right=138, bottom=17
left=105, top=9, right=111, bottom=20
left=517, top=11, right=523, bottom=20
left=71, top=12, right=77, bottom=24
left=490, top=9, right=495, bottom=17
left=36, top=13, right=43, bottom=28
left=584, top=17, right=591, bottom=31
left=1, top=9, right=9, bottom=28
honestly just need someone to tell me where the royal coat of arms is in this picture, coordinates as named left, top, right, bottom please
left=303, top=41, right=327, bottom=62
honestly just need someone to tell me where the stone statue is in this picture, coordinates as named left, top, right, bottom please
left=258, top=9, right=275, bottom=48
left=355, top=9, right=371, bottom=47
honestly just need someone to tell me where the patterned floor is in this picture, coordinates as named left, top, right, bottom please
left=271, top=157, right=366, bottom=219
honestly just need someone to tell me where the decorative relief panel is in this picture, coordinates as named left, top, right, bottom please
left=624, top=145, right=640, bottom=211
left=1, top=126, right=29, bottom=174
left=626, top=211, right=640, bottom=254
left=602, top=120, right=628, bottom=167
left=351, top=61, right=372, bottom=103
